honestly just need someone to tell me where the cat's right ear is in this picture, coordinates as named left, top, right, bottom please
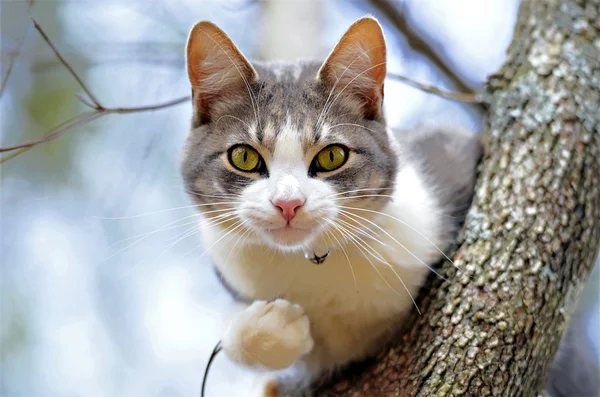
left=186, top=21, right=257, bottom=125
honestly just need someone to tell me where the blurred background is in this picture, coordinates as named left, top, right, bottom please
left=0, top=0, right=597, bottom=396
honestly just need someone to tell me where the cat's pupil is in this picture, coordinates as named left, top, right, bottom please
left=243, top=151, right=248, bottom=163
left=329, top=151, right=334, bottom=162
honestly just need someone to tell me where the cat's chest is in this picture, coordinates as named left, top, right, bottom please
left=209, top=223, right=431, bottom=317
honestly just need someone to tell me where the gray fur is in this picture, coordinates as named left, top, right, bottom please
left=181, top=61, right=396, bottom=214
left=394, top=125, right=482, bottom=248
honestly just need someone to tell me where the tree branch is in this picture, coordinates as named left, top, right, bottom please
left=0, top=19, right=190, bottom=163
left=30, top=16, right=103, bottom=109
left=0, top=0, right=36, bottom=98
left=387, top=72, right=485, bottom=104
left=369, top=0, right=473, bottom=94
left=0, top=94, right=190, bottom=162
left=316, top=0, right=600, bottom=395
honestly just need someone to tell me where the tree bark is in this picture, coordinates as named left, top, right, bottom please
left=315, top=0, right=600, bottom=396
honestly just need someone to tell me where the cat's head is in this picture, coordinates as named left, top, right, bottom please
left=181, top=17, right=397, bottom=252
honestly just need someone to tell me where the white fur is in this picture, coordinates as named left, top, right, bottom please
left=222, top=299, right=313, bottom=370
left=201, top=127, right=443, bottom=393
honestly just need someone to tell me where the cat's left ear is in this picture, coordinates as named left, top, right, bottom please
left=318, top=17, right=386, bottom=120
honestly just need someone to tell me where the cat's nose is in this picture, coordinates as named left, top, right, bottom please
left=272, top=199, right=304, bottom=222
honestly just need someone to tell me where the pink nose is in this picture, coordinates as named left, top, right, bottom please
left=272, top=199, right=304, bottom=222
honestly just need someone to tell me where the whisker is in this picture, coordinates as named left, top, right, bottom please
left=118, top=223, right=203, bottom=280
left=135, top=219, right=247, bottom=295
left=185, top=191, right=241, bottom=200
left=109, top=207, right=239, bottom=248
left=335, top=196, right=457, bottom=219
left=104, top=211, right=236, bottom=263
left=215, top=114, right=253, bottom=131
left=326, top=187, right=396, bottom=198
left=108, top=214, right=199, bottom=248
left=93, top=201, right=241, bottom=220
left=328, top=219, right=421, bottom=313
left=183, top=189, right=241, bottom=199
left=340, top=206, right=460, bottom=272
left=319, top=221, right=358, bottom=292
left=160, top=223, right=204, bottom=245
left=329, top=123, right=381, bottom=135
left=101, top=217, right=201, bottom=262
left=200, top=212, right=240, bottom=228
left=266, top=244, right=278, bottom=266
left=336, top=216, right=388, bottom=247
left=225, top=222, right=254, bottom=264
left=338, top=209, right=449, bottom=282
left=185, top=219, right=248, bottom=264
left=110, top=219, right=199, bottom=248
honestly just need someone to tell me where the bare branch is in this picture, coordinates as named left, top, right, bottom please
left=387, top=73, right=485, bottom=104
left=30, top=16, right=104, bottom=109
left=0, top=111, right=106, bottom=153
left=0, top=95, right=190, bottom=163
left=0, top=0, right=36, bottom=98
left=369, top=0, right=473, bottom=95
left=107, top=96, right=190, bottom=114
left=0, top=19, right=190, bottom=163
left=75, top=93, right=98, bottom=109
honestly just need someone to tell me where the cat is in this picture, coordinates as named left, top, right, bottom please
left=180, top=16, right=482, bottom=395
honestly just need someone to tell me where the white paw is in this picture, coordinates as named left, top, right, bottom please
left=222, top=299, right=313, bottom=370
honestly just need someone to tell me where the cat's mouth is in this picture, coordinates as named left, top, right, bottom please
left=263, top=225, right=313, bottom=248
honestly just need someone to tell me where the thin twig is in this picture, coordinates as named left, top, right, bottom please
left=369, top=0, right=473, bottom=95
left=0, top=111, right=107, bottom=153
left=75, top=93, right=97, bottom=109
left=30, top=16, right=104, bottom=109
left=386, top=73, right=485, bottom=104
left=0, top=27, right=30, bottom=98
left=0, top=0, right=36, bottom=98
left=108, top=96, right=190, bottom=114
left=0, top=19, right=190, bottom=163
left=0, top=96, right=190, bottom=162
left=0, top=147, right=33, bottom=163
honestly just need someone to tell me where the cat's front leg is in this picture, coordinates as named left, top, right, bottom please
left=222, top=299, right=314, bottom=370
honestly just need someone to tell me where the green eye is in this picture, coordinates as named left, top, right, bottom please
left=229, top=145, right=261, bottom=172
left=316, top=145, right=348, bottom=172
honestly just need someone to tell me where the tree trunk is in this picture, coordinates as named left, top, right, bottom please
left=315, top=0, right=600, bottom=396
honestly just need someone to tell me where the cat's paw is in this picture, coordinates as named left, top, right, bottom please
left=222, top=299, right=313, bottom=370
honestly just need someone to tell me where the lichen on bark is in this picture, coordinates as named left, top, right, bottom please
left=315, top=0, right=600, bottom=396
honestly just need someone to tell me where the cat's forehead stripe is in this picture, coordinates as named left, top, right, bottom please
left=273, top=114, right=304, bottom=162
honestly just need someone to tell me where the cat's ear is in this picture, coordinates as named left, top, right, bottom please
left=318, top=17, right=386, bottom=120
left=186, top=21, right=257, bottom=125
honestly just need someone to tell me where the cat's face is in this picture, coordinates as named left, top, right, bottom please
left=181, top=17, right=397, bottom=251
